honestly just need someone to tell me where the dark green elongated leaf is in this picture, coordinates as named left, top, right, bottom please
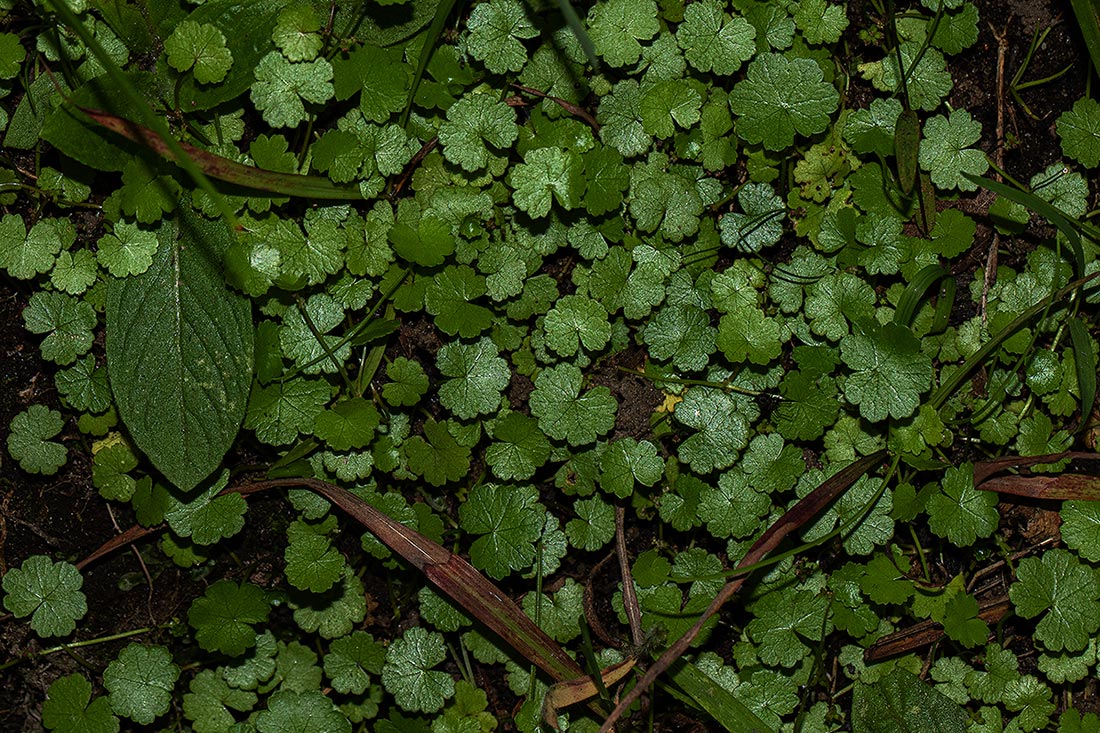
left=893, top=109, right=919, bottom=195
left=1069, top=316, right=1098, bottom=430
left=40, top=73, right=156, bottom=172
left=852, top=670, right=967, bottom=733
left=893, top=264, right=946, bottom=328
left=931, top=276, right=955, bottom=334
left=669, top=659, right=772, bottom=732
left=106, top=205, right=254, bottom=491
left=1068, top=0, right=1100, bottom=81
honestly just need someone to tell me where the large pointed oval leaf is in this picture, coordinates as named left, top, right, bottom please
left=107, top=207, right=253, bottom=491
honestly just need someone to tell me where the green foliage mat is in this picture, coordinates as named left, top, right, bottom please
left=2, top=0, right=1100, bottom=730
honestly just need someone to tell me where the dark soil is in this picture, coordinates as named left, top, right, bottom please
left=0, top=0, right=1094, bottom=730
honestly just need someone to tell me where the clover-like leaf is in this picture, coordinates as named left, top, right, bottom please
left=926, top=463, right=998, bottom=547
left=2, top=555, right=86, bottom=637
left=643, top=303, right=716, bottom=371
left=676, top=0, right=755, bottom=74
left=8, top=404, right=68, bottom=475
left=599, top=438, right=663, bottom=498
left=543, top=294, right=611, bottom=357
left=673, top=388, right=750, bottom=473
left=918, top=109, right=988, bottom=191
left=251, top=51, right=334, bottom=128
left=588, top=0, right=659, bottom=68
left=794, top=0, right=849, bottom=45
left=272, top=5, right=322, bottom=62
left=1056, top=97, right=1100, bottom=169
left=459, top=483, right=544, bottom=579
left=256, top=690, right=350, bottom=733
left=182, top=668, right=258, bottom=732
left=23, top=290, right=96, bottom=366
left=42, top=674, right=118, bottom=733
left=381, top=627, right=454, bottom=713
left=164, top=472, right=246, bottom=546
left=284, top=532, right=345, bottom=594
left=1009, top=550, right=1100, bottom=652
left=466, top=0, right=539, bottom=74
left=438, top=93, right=517, bottom=172
left=325, top=631, right=385, bottom=695
left=425, top=265, right=493, bottom=337
left=1, top=213, right=60, bottom=279
left=729, top=53, right=840, bottom=151
left=164, top=20, right=232, bottom=84
left=486, top=412, right=551, bottom=481
left=104, top=644, right=180, bottom=725
left=383, top=357, right=429, bottom=407
left=529, top=363, right=617, bottom=446
left=313, top=397, right=380, bottom=451
left=188, top=580, right=271, bottom=657
left=510, top=146, right=584, bottom=218
left=640, top=79, right=702, bottom=139
left=245, top=377, right=330, bottom=446
left=841, top=321, right=933, bottom=422
left=437, top=337, right=510, bottom=419
left=96, top=221, right=158, bottom=277
left=720, top=181, right=784, bottom=252
left=403, top=419, right=472, bottom=486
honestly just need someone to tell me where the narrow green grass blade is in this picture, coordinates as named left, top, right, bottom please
left=45, top=0, right=239, bottom=229
left=554, top=0, right=599, bottom=70
left=1068, top=316, right=1098, bottom=430
left=894, top=264, right=947, bottom=328
left=669, top=660, right=773, bottom=732
left=80, top=107, right=364, bottom=200
left=401, top=0, right=461, bottom=129
left=964, top=173, right=1084, bottom=277
left=1068, top=0, right=1100, bottom=81
left=930, top=271, right=1100, bottom=409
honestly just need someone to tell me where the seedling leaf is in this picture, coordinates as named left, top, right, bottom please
left=103, top=644, right=180, bottom=725
left=8, top=405, right=68, bottom=475
left=188, top=580, right=271, bottom=657
left=1, top=555, right=86, bottom=637
left=42, top=674, right=118, bottom=733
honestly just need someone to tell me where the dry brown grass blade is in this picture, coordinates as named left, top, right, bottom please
left=597, top=450, right=887, bottom=732
left=78, top=106, right=364, bottom=200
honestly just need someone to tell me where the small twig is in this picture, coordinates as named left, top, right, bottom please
left=105, top=502, right=156, bottom=624
left=615, top=505, right=643, bottom=649
left=982, top=20, right=1011, bottom=323
left=510, top=83, right=600, bottom=131
left=391, top=137, right=439, bottom=197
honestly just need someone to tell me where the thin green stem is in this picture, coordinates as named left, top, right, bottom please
left=0, top=623, right=174, bottom=672
left=616, top=367, right=768, bottom=397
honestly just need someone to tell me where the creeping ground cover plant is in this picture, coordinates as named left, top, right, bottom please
left=2, top=0, right=1100, bottom=730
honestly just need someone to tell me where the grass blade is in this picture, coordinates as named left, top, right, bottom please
left=1068, top=0, right=1100, bottom=81
left=250, top=478, right=590, bottom=687
left=929, top=271, right=1100, bottom=409
left=45, top=0, right=239, bottom=228
left=554, top=0, right=599, bottom=70
left=79, top=107, right=364, bottom=200
left=964, top=172, right=1084, bottom=277
left=401, top=0, right=461, bottom=130
left=598, top=450, right=888, bottom=732
left=1069, top=316, right=1098, bottom=430
left=668, top=659, right=773, bottom=732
